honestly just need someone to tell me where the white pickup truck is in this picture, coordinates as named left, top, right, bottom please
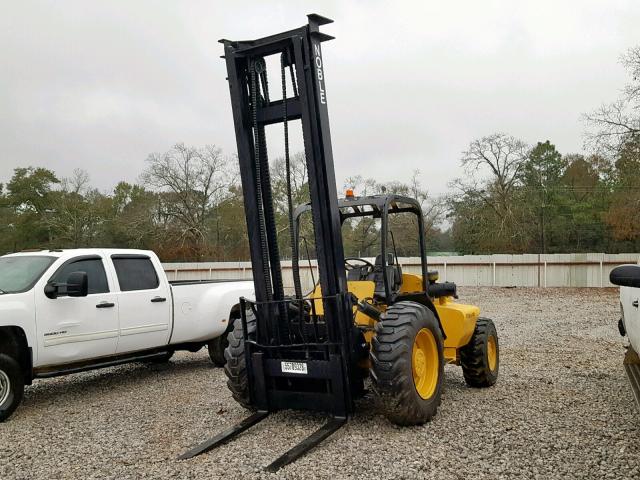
left=0, top=248, right=253, bottom=421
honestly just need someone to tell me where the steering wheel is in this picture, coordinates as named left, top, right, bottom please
left=344, top=257, right=375, bottom=279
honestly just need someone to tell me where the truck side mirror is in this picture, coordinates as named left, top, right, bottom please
left=44, top=271, right=89, bottom=299
left=44, top=282, right=58, bottom=299
left=66, top=271, right=88, bottom=297
left=610, top=265, right=640, bottom=288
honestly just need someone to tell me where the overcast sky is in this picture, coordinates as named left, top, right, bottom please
left=1, top=1, right=639, bottom=196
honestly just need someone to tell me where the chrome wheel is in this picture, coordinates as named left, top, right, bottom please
left=0, top=370, right=10, bottom=406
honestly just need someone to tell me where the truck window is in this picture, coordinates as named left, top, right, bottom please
left=52, top=258, right=109, bottom=295
left=0, top=256, right=56, bottom=294
left=112, top=257, right=159, bottom=291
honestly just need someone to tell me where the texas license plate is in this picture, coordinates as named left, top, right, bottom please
left=281, top=361, right=308, bottom=375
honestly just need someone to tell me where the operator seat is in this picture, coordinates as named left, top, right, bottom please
left=370, top=254, right=402, bottom=300
left=347, top=266, right=365, bottom=282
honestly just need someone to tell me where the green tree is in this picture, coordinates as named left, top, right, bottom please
left=45, top=169, right=113, bottom=248
left=553, top=154, right=610, bottom=252
left=107, top=181, right=159, bottom=249
left=0, top=184, right=15, bottom=254
left=6, top=167, right=60, bottom=250
left=210, top=185, right=250, bottom=261
left=521, top=141, right=567, bottom=253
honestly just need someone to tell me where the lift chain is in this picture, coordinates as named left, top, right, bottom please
left=252, top=57, right=291, bottom=342
left=249, top=59, right=273, bottom=301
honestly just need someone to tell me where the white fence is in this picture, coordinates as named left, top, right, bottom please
left=163, top=253, right=640, bottom=289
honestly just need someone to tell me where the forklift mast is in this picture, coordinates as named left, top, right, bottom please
left=220, top=14, right=357, bottom=417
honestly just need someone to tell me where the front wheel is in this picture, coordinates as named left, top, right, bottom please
left=223, top=313, right=256, bottom=409
left=0, top=354, right=25, bottom=422
left=460, top=317, right=499, bottom=387
left=370, top=301, right=444, bottom=426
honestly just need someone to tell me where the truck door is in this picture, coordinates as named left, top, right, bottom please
left=110, top=254, right=171, bottom=353
left=35, top=255, right=119, bottom=367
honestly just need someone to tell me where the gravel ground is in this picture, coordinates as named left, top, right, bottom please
left=1, top=287, right=639, bottom=479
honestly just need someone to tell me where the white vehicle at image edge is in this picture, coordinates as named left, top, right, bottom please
left=0, top=248, right=254, bottom=421
left=610, top=264, right=640, bottom=408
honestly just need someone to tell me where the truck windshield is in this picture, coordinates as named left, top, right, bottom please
left=0, top=256, right=56, bottom=294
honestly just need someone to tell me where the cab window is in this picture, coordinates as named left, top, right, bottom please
left=52, top=258, right=109, bottom=295
left=112, top=257, right=159, bottom=291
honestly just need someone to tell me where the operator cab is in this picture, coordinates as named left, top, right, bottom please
left=293, top=192, right=456, bottom=304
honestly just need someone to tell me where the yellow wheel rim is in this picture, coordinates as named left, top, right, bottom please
left=487, top=335, right=498, bottom=371
left=412, top=328, right=439, bottom=400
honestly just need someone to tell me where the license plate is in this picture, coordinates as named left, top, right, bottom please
left=281, top=361, right=308, bottom=375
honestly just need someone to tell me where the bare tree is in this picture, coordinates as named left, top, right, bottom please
left=460, top=133, right=529, bottom=205
left=271, top=151, right=309, bottom=215
left=584, top=46, right=640, bottom=155
left=141, top=143, right=234, bottom=251
left=408, top=170, right=445, bottom=234
left=60, top=168, right=90, bottom=195
left=272, top=152, right=308, bottom=196
left=343, top=175, right=378, bottom=196
left=340, top=171, right=444, bottom=255
left=449, top=134, right=531, bottom=250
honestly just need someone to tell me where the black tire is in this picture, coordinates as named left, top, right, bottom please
left=370, top=301, right=444, bottom=426
left=143, top=351, right=174, bottom=364
left=223, top=313, right=255, bottom=409
left=210, top=312, right=241, bottom=367
left=208, top=334, right=227, bottom=367
left=460, top=317, right=499, bottom=388
left=619, top=317, right=627, bottom=337
left=0, top=354, right=25, bottom=422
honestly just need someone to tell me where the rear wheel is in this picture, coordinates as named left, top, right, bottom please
left=0, top=354, right=24, bottom=422
left=208, top=335, right=227, bottom=367
left=460, top=317, right=499, bottom=387
left=224, top=313, right=255, bottom=409
left=370, top=301, right=444, bottom=426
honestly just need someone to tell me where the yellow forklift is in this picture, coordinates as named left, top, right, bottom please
left=294, top=191, right=499, bottom=425
left=180, top=14, right=499, bottom=472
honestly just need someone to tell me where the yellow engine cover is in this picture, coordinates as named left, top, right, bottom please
left=435, top=296, right=479, bottom=364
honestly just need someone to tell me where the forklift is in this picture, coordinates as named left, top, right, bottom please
left=180, top=14, right=499, bottom=472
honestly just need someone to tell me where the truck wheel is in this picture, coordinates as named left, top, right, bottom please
left=619, top=317, right=627, bottom=337
left=0, top=354, right=24, bottom=422
left=370, top=301, right=444, bottom=426
left=224, top=313, right=256, bottom=409
left=208, top=335, right=227, bottom=367
left=460, top=317, right=499, bottom=387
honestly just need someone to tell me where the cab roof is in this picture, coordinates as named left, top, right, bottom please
left=294, top=194, right=423, bottom=221
left=2, top=248, right=155, bottom=260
